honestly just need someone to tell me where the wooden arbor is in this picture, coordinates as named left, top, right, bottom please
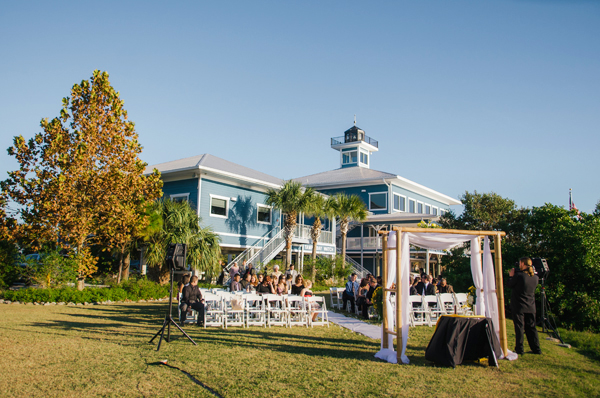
left=380, top=227, right=508, bottom=363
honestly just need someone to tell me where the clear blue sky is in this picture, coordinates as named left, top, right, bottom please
left=1, top=1, right=598, bottom=212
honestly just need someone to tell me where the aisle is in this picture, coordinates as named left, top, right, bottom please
left=327, top=310, right=395, bottom=340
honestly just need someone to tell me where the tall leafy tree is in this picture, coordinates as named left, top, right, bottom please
left=327, top=193, right=368, bottom=268
left=144, top=199, right=221, bottom=284
left=266, top=181, right=314, bottom=268
left=1, top=70, right=162, bottom=288
left=304, top=193, right=330, bottom=281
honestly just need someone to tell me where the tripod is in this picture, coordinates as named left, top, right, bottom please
left=538, top=279, right=566, bottom=345
left=149, top=267, right=197, bottom=351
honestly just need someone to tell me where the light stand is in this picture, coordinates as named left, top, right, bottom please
left=149, top=263, right=197, bottom=351
left=538, top=278, right=566, bottom=346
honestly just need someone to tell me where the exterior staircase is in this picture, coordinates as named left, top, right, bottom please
left=336, top=248, right=369, bottom=278
left=226, top=226, right=286, bottom=274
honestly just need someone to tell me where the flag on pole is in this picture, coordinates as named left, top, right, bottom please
left=569, top=188, right=581, bottom=218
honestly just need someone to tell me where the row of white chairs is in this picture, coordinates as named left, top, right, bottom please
left=409, top=293, right=473, bottom=327
left=180, top=291, right=329, bottom=328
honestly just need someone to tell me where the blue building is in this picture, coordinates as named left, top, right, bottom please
left=292, top=124, right=461, bottom=276
left=148, top=124, right=460, bottom=276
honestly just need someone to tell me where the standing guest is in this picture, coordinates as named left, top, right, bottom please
left=271, top=264, right=282, bottom=281
left=438, top=278, right=454, bottom=294
left=291, top=275, right=305, bottom=295
left=508, top=257, right=542, bottom=355
left=217, top=261, right=227, bottom=285
left=256, top=275, right=275, bottom=295
left=229, top=262, right=240, bottom=280
left=243, top=263, right=254, bottom=278
left=285, top=274, right=293, bottom=293
left=376, top=276, right=383, bottom=288
left=180, top=276, right=205, bottom=326
left=177, top=274, right=191, bottom=301
left=230, top=273, right=242, bottom=292
left=342, top=274, right=358, bottom=313
left=239, top=260, right=248, bottom=277
left=285, top=264, right=298, bottom=281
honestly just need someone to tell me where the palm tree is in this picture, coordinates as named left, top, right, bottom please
left=143, top=199, right=221, bottom=284
left=304, top=193, right=330, bottom=281
left=266, top=180, right=314, bottom=268
left=328, top=193, right=368, bottom=268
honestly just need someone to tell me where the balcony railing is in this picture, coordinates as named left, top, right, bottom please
left=293, top=225, right=334, bottom=244
left=346, top=237, right=382, bottom=251
left=330, top=135, right=378, bottom=148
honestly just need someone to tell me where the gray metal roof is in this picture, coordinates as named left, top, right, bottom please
left=146, top=154, right=283, bottom=186
left=293, top=167, right=397, bottom=186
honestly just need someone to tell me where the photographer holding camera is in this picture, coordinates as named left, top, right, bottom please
left=508, top=257, right=542, bottom=355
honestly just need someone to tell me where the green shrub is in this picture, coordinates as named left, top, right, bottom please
left=0, top=240, right=19, bottom=289
left=20, top=251, right=78, bottom=288
left=0, top=278, right=168, bottom=303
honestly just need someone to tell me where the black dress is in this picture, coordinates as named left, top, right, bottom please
left=291, top=284, right=304, bottom=296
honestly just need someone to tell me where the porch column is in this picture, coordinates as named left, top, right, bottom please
left=425, top=249, right=430, bottom=275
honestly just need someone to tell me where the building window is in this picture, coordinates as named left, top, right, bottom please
left=342, top=150, right=358, bottom=165
left=408, top=199, right=416, bottom=213
left=440, top=209, right=446, bottom=216
left=369, top=192, right=387, bottom=211
left=359, top=150, right=369, bottom=166
left=210, top=195, right=228, bottom=218
left=170, top=193, right=189, bottom=203
left=257, top=204, right=272, bottom=224
left=417, top=202, right=423, bottom=214
left=393, top=194, right=406, bottom=212
left=425, top=205, right=431, bottom=214
left=432, top=207, right=438, bottom=216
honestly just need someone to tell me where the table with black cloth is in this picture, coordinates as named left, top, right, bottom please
left=425, top=315, right=503, bottom=368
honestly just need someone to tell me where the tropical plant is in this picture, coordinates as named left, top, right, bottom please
left=327, top=193, right=368, bottom=268
left=143, top=199, right=221, bottom=284
left=265, top=180, right=314, bottom=268
left=304, top=193, right=330, bottom=281
left=1, top=70, right=162, bottom=289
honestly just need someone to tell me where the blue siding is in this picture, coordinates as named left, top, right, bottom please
left=162, top=179, right=199, bottom=210
left=319, top=184, right=389, bottom=215
left=390, top=185, right=450, bottom=214
left=199, top=178, right=281, bottom=248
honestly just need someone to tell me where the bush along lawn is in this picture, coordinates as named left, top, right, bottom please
left=0, top=278, right=169, bottom=304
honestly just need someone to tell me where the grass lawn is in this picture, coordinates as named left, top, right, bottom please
left=1, top=298, right=599, bottom=398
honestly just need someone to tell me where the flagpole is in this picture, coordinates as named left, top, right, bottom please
left=569, top=188, right=572, bottom=210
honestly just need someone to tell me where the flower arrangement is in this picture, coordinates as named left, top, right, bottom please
left=467, top=285, right=476, bottom=309
left=372, top=286, right=383, bottom=319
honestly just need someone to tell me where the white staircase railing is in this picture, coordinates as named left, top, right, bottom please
left=226, top=226, right=281, bottom=272
left=247, top=228, right=286, bottom=268
left=336, top=248, right=369, bottom=278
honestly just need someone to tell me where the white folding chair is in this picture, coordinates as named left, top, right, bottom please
left=203, top=292, right=225, bottom=328
left=223, top=294, right=245, bottom=328
left=264, top=294, right=288, bottom=327
left=306, top=296, right=329, bottom=327
left=408, top=295, right=429, bottom=326
left=454, top=293, right=474, bottom=316
left=287, top=295, right=309, bottom=327
left=424, top=295, right=442, bottom=325
left=244, top=294, right=267, bottom=327
left=335, top=288, right=345, bottom=310
left=438, top=293, right=455, bottom=315
left=329, top=287, right=339, bottom=309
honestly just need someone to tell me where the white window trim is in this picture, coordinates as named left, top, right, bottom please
left=392, top=193, right=407, bottom=212
left=170, top=193, right=190, bottom=202
left=432, top=206, right=438, bottom=216
left=417, top=201, right=424, bottom=214
left=408, top=198, right=416, bottom=213
left=359, top=148, right=370, bottom=167
left=257, top=203, right=272, bottom=225
left=341, top=149, right=358, bottom=165
left=368, top=192, right=388, bottom=212
left=209, top=194, right=229, bottom=219
left=425, top=204, right=431, bottom=215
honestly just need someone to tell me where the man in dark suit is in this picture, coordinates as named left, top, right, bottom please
left=180, top=276, right=205, bottom=327
left=416, top=274, right=436, bottom=296
left=507, top=257, right=541, bottom=355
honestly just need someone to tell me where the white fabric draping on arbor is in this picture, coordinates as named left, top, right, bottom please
left=375, top=231, right=400, bottom=363
left=482, top=237, right=499, bottom=336
left=375, top=232, right=494, bottom=364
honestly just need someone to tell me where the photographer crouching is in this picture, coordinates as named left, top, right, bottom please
left=508, top=257, right=542, bottom=355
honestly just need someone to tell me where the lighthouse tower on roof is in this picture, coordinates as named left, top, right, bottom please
left=330, top=119, right=379, bottom=169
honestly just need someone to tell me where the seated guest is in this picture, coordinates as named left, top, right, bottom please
left=376, top=276, right=382, bottom=287
left=276, top=276, right=287, bottom=295
left=180, top=276, right=204, bottom=326
left=257, top=274, right=264, bottom=285
left=177, top=274, right=190, bottom=301
left=291, top=275, right=305, bottom=295
left=437, top=278, right=454, bottom=294
left=285, top=274, right=293, bottom=292
left=362, top=279, right=378, bottom=319
left=300, top=279, right=320, bottom=322
left=416, top=274, right=436, bottom=296
left=230, top=273, right=242, bottom=292
left=256, top=275, right=275, bottom=295
left=240, top=273, right=252, bottom=291
left=356, top=279, right=369, bottom=311
left=409, top=276, right=418, bottom=296
left=250, top=274, right=258, bottom=287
